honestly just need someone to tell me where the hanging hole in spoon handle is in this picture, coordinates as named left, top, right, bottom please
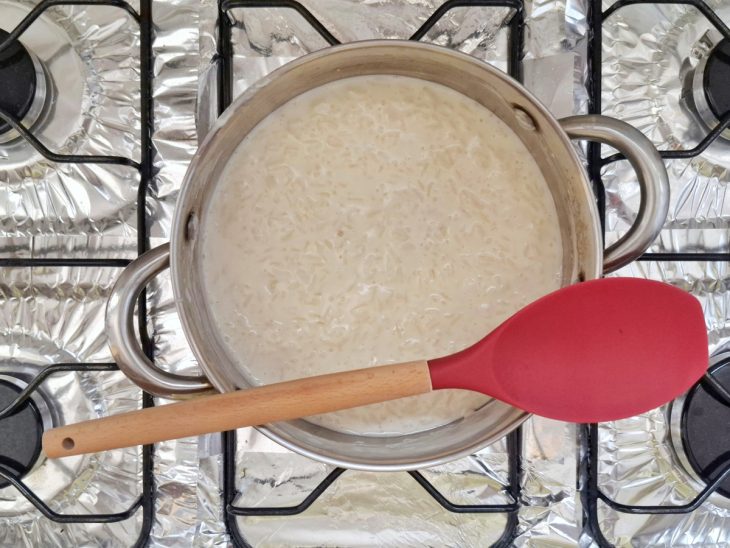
left=106, top=243, right=215, bottom=398
left=559, top=115, right=670, bottom=273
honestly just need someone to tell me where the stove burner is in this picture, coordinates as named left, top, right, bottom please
left=0, top=28, right=47, bottom=142
left=704, top=39, right=730, bottom=120
left=688, top=38, right=730, bottom=141
left=0, top=378, right=44, bottom=489
left=679, top=360, right=730, bottom=499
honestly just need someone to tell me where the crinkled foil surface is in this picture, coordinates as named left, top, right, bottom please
left=0, top=0, right=142, bottom=260
left=3, top=0, right=728, bottom=545
left=0, top=0, right=202, bottom=545
left=596, top=2, right=730, bottom=546
left=0, top=2, right=142, bottom=546
left=148, top=0, right=203, bottom=546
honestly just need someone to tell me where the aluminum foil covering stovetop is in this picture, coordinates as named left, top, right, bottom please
left=148, top=0, right=204, bottom=545
left=0, top=268, right=144, bottom=547
left=597, top=2, right=730, bottom=545
left=0, top=0, right=203, bottom=545
left=600, top=0, right=730, bottom=257
left=3, top=0, right=728, bottom=545
left=0, top=0, right=141, bottom=261
left=0, top=2, right=143, bottom=546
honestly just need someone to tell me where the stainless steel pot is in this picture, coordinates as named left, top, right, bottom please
left=106, top=41, right=669, bottom=471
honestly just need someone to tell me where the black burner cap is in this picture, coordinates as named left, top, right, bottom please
left=681, top=360, right=730, bottom=498
left=0, top=29, right=37, bottom=135
left=704, top=39, right=730, bottom=120
left=0, top=380, right=43, bottom=489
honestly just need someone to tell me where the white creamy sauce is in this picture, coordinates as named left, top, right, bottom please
left=201, top=75, right=563, bottom=436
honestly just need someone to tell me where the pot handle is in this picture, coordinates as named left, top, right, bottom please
left=106, top=243, right=215, bottom=398
left=559, top=115, right=669, bottom=273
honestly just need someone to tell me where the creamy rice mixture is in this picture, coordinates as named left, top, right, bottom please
left=201, top=75, right=562, bottom=435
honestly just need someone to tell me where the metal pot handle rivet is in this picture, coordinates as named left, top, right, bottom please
left=559, top=115, right=670, bottom=273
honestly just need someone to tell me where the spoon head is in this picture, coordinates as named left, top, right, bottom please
left=431, top=278, right=708, bottom=422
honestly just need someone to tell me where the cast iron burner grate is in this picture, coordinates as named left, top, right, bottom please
left=2, top=0, right=729, bottom=545
left=0, top=0, right=155, bottom=544
left=0, top=379, right=43, bottom=490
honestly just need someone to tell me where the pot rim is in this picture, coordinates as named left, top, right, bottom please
left=170, top=40, right=603, bottom=471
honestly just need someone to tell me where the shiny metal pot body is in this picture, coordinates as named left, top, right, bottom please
left=107, top=41, right=669, bottom=471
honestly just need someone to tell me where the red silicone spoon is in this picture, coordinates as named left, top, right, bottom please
left=43, top=277, right=708, bottom=458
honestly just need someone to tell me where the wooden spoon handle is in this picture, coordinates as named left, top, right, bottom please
left=42, top=361, right=432, bottom=458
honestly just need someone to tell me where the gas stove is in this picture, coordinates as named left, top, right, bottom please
left=1, top=1, right=729, bottom=546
